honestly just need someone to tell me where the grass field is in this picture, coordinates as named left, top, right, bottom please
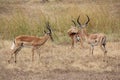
left=0, top=0, right=120, bottom=80
left=0, top=40, right=120, bottom=80
left=0, top=0, right=120, bottom=42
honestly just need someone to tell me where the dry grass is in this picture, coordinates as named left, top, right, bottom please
left=0, top=0, right=120, bottom=43
left=0, top=1, right=120, bottom=79
left=0, top=40, right=120, bottom=73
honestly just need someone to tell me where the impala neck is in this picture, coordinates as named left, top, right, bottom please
left=39, top=34, right=50, bottom=45
left=81, top=28, right=89, bottom=41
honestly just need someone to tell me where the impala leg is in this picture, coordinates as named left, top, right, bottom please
left=14, top=53, right=17, bottom=63
left=100, top=45, right=104, bottom=55
left=14, top=46, right=22, bottom=63
left=100, top=44, right=107, bottom=57
left=8, top=51, right=15, bottom=63
left=102, top=43, right=107, bottom=56
left=36, top=48, right=41, bottom=61
left=101, top=37, right=107, bottom=56
left=90, top=45, right=94, bottom=55
left=100, top=43, right=108, bottom=62
left=71, top=37, right=75, bottom=48
left=32, top=47, right=36, bottom=62
left=80, top=38, right=84, bottom=49
left=8, top=46, right=21, bottom=63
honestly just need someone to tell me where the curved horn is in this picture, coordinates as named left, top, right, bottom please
left=72, top=20, right=76, bottom=27
left=85, top=15, right=90, bottom=25
left=77, top=15, right=81, bottom=26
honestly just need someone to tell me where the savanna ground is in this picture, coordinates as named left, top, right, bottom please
left=0, top=41, right=120, bottom=80
left=0, top=0, right=120, bottom=80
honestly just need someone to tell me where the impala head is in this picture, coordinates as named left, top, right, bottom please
left=77, top=15, right=90, bottom=29
left=44, top=22, right=54, bottom=41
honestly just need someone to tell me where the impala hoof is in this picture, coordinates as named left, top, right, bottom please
left=105, top=51, right=107, bottom=53
left=15, top=61, right=17, bottom=63
left=8, top=60, right=10, bottom=63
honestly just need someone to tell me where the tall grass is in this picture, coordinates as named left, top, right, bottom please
left=0, top=1, right=120, bottom=43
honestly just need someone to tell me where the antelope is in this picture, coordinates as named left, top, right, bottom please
left=77, top=15, right=107, bottom=56
left=8, top=22, right=54, bottom=63
left=67, top=19, right=84, bottom=48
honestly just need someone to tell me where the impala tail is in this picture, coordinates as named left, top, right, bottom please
left=10, top=40, right=15, bottom=50
left=101, top=36, right=106, bottom=45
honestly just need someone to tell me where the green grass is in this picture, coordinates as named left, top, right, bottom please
left=0, top=0, right=120, bottom=43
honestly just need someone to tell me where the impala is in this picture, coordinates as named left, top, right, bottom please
left=67, top=19, right=84, bottom=48
left=8, top=22, right=54, bottom=63
left=77, top=15, right=107, bottom=56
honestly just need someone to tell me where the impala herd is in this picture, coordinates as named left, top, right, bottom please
left=68, top=15, right=107, bottom=56
left=7, top=15, right=107, bottom=63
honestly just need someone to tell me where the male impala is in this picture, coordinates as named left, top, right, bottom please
left=8, top=22, right=54, bottom=63
left=77, top=15, right=107, bottom=56
left=67, top=19, right=84, bottom=48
